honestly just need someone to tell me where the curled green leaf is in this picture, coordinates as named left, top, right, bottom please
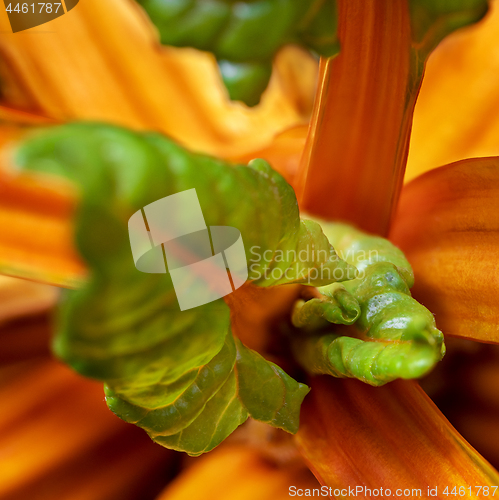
left=291, top=284, right=360, bottom=330
left=292, top=331, right=442, bottom=386
left=14, top=123, right=354, bottom=454
left=291, top=222, right=445, bottom=386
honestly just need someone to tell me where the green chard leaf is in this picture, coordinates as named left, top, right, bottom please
left=135, top=0, right=339, bottom=105
left=409, top=0, right=488, bottom=58
left=408, top=0, right=488, bottom=80
left=291, top=222, right=446, bottom=387
left=14, top=123, right=355, bottom=455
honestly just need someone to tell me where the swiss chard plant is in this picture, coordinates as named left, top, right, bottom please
left=15, top=122, right=444, bottom=455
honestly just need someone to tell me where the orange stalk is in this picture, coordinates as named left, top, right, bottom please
left=0, top=360, right=126, bottom=496
left=0, top=105, right=56, bottom=125
left=296, top=0, right=417, bottom=235
left=0, top=314, right=52, bottom=362
left=156, top=445, right=319, bottom=500
left=0, top=166, right=85, bottom=288
left=295, top=376, right=499, bottom=497
left=0, top=359, right=174, bottom=500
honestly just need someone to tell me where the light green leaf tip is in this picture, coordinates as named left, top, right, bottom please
left=291, top=222, right=446, bottom=387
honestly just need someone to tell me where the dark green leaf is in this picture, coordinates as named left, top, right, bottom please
left=409, top=0, right=488, bottom=65
left=135, top=0, right=339, bottom=105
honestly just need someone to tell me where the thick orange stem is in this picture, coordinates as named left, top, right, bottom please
left=0, top=167, right=85, bottom=288
left=296, top=376, right=499, bottom=498
left=296, top=0, right=418, bottom=235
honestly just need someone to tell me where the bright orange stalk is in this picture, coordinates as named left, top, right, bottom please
left=0, top=106, right=55, bottom=126
left=296, top=376, right=499, bottom=498
left=0, top=359, right=174, bottom=500
left=0, top=274, right=56, bottom=324
left=0, top=313, right=52, bottom=362
left=0, top=167, right=85, bottom=287
left=390, top=157, right=499, bottom=344
left=156, top=445, right=319, bottom=500
left=296, top=0, right=416, bottom=236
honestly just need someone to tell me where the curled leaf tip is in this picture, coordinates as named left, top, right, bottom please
left=291, top=221, right=445, bottom=386
left=292, top=333, right=442, bottom=387
left=291, top=285, right=360, bottom=330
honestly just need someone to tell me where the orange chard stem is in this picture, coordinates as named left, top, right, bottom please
left=296, top=0, right=419, bottom=236
left=296, top=377, right=499, bottom=496
left=156, top=445, right=319, bottom=500
left=0, top=165, right=86, bottom=288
